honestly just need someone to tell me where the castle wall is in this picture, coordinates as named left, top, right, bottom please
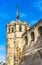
left=27, top=20, right=42, bottom=50
left=6, top=19, right=42, bottom=65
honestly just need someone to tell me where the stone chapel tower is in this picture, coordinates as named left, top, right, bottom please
left=6, top=7, right=30, bottom=65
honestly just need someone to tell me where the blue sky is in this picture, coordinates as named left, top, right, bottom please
left=0, top=0, right=42, bottom=62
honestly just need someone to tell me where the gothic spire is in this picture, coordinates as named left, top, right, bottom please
left=16, top=6, right=19, bottom=21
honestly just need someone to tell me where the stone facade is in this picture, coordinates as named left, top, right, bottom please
left=6, top=20, right=30, bottom=65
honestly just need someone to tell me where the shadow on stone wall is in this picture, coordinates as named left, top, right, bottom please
left=19, top=36, right=42, bottom=65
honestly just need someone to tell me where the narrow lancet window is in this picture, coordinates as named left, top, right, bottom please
left=31, top=32, right=34, bottom=41
left=9, top=27, right=10, bottom=32
left=19, top=25, right=22, bottom=31
left=38, top=26, right=42, bottom=36
left=25, top=36, right=28, bottom=44
left=12, top=27, right=14, bottom=32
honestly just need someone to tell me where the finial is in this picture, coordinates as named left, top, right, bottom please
left=16, top=5, right=19, bottom=21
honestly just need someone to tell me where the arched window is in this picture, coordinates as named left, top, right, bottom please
left=25, top=36, right=28, bottom=44
left=19, top=25, right=21, bottom=31
left=12, top=27, right=14, bottom=32
left=31, top=32, right=34, bottom=41
left=38, top=26, right=42, bottom=36
left=9, top=27, right=10, bottom=32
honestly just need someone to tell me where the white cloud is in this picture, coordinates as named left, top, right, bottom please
left=0, top=55, right=6, bottom=62
left=0, top=45, right=6, bottom=62
left=20, top=13, right=26, bottom=18
left=0, top=45, right=5, bottom=51
left=33, top=0, right=42, bottom=11
left=30, top=20, right=37, bottom=26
